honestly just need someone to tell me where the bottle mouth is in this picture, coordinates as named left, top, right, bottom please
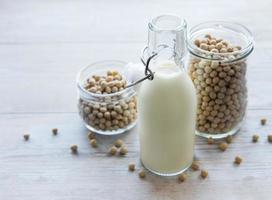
left=146, top=14, right=187, bottom=67
left=149, top=14, right=187, bottom=32
left=187, top=21, right=254, bottom=62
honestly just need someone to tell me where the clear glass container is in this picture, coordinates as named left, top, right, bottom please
left=139, top=15, right=196, bottom=176
left=187, top=21, right=254, bottom=139
left=76, top=60, right=137, bottom=135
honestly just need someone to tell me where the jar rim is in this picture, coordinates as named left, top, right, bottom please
left=76, top=60, right=136, bottom=101
left=187, top=21, right=254, bottom=62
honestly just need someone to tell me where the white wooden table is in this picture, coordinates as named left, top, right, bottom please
left=0, top=0, right=272, bottom=199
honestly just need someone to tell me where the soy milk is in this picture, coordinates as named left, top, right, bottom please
left=138, top=60, right=196, bottom=175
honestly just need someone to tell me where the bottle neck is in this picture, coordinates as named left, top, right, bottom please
left=147, top=15, right=187, bottom=66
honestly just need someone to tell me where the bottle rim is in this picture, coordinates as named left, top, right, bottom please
left=149, top=14, right=187, bottom=32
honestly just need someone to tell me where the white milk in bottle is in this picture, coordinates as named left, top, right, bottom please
left=138, top=15, right=197, bottom=176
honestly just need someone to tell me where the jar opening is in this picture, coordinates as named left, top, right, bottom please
left=76, top=60, right=136, bottom=102
left=187, top=21, right=254, bottom=62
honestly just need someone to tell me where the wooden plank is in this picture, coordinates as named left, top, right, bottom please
left=0, top=0, right=271, bottom=44
left=0, top=109, right=271, bottom=199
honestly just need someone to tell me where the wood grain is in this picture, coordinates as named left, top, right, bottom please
left=0, top=0, right=272, bottom=199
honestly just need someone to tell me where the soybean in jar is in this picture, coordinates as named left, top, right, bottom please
left=77, top=60, right=137, bottom=135
left=187, top=22, right=254, bottom=139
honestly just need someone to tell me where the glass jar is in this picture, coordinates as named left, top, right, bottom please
left=76, top=60, right=137, bottom=135
left=187, top=22, right=254, bottom=139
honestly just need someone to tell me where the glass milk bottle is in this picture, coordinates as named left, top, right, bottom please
left=138, top=15, right=197, bottom=176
